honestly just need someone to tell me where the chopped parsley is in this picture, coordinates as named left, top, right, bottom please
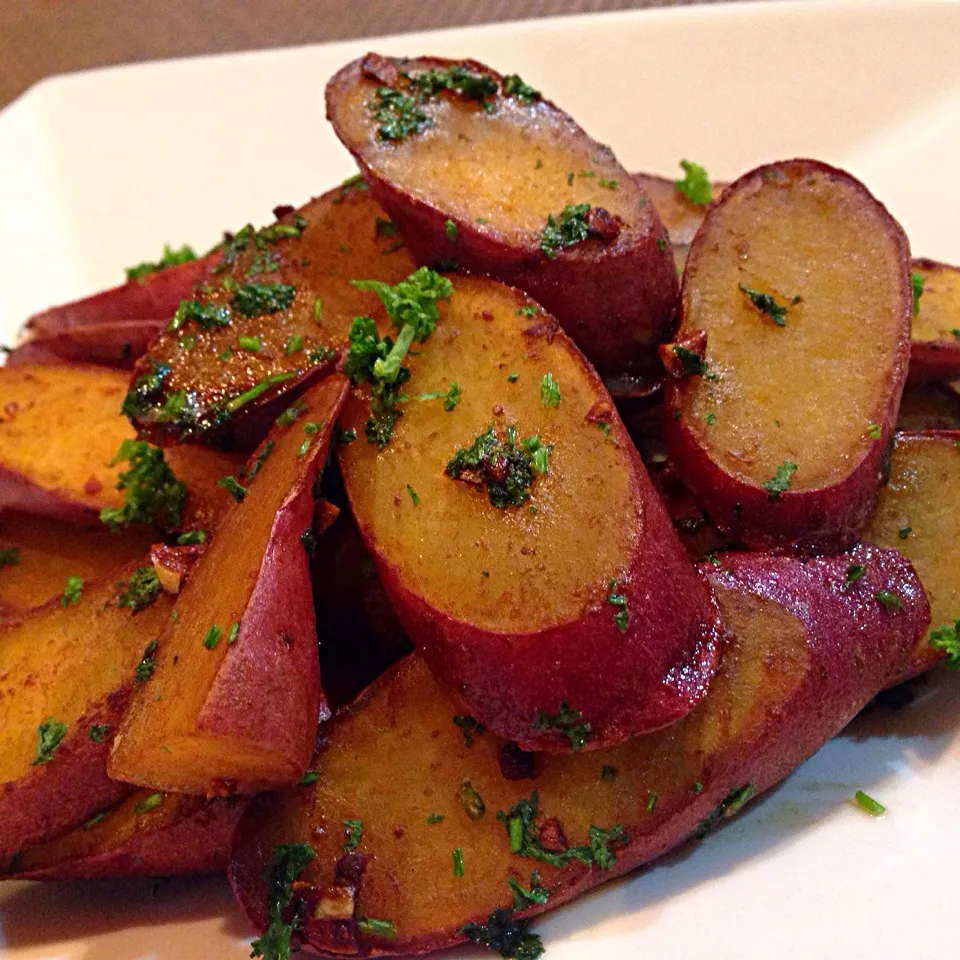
left=218, top=476, right=248, bottom=503
left=647, top=791, right=658, bottom=813
left=845, top=563, right=866, bottom=585
left=853, top=790, right=886, bottom=816
left=299, top=770, right=319, bottom=785
left=203, top=624, right=223, bottom=650
left=445, top=219, right=459, bottom=243
left=539, top=373, right=561, bottom=407
left=99, top=439, right=187, bottom=532
left=228, top=622, right=240, bottom=645
left=238, top=335, right=262, bottom=352
left=507, top=372, right=520, bottom=383
left=125, top=244, right=197, bottom=283
left=32, top=717, right=67, bottom=765
left=60, top=575, right=83, bottom=607
left=121, top=359, right=172, bottom=419
left=761, top=460, right=797, bottom=502
left=516, top=305, right=539, bottom=317
left=452, top=848, right=465, bottom=877
left=463, top=908, right=543, bottom=960
left=117, top=566, right=162, bottom=612
left=671, top=344, right=713, bottom=379
left=245, top=442, right=275, bottom=482
left=696, top=783, right=755, bottom=837
left=371, top=86, right=431, bottom=141
left=250, top=843, right=315, bottom=960
left=283, top=334, right=303, bottom=356
left=453, top=714, right=487, bottom=747
left=342, top=818, right=363, bottom=852
left=0, top=547, right=19, bottom=570
left=375, top=217, right=399, bottom=238
left=875, top=589, right=903, bottom=611
left=345, top=268, right=453, bottom=449
left=675, top=159, right=712, bottom=205
left=911, top=271, right=924, bottom=316
left=738, top=283, right=800, bottom=326
left=231, top=282, right=296, bottom=318
left=225, top=372, right=297, bottom=414
left=446, top=424, right=544, bottom=509
left=134, top=792, right=164, bottom=815
left=867, top=423, right=882, bottom=440
left=503, top=73, right=541, bottom=102
left=88, top=724, right=111, bottom=743
left=599, top=177, right=618, bottom=190
left=410, top=64, right=497, bottom=100
left=540, top=203, right=590, bottom=259
left=533, top=701, right=592, bottom=751
left=331, top=174, right=367, bottom=204
left=168, top=298, right=231, bottom=332
left=606, top=579, right=630, bottom=633
left=134, top=640, right=159, bottom=685
left=930, top=619, right=960, bottom=668
left=298, top=422, right=322, bottom=459
left=427, top=813, right=444, bottom=824
left=417, top=380, right=461, bottom=411
left=898, top=525, right=911, bottom=539
left=507, top=873, right=550, bottom=909
left=406, top=484, right=420, bottom=506
left=521, top=435, right=551, bottom=475
left=356, top=918, right=397, bottom=940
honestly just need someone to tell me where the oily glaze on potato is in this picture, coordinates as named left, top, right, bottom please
left=0, top=364, right=244, bottom=531
left=863, top=432, right=960, bottom=678
left=664, top=159, right=912, bottom=552
left=0, top=513, right=154, bottom=615
left=109, top=376, right=347, bottom=795
left=8, top=319, right=165, bottom=370
left=340, top=273, right=723, bottom=750
left=908, top=258, right=960, bottom=382
left=230, top=545, right=925, bottom=957
left=127, top=183, right=415, bottom=445
left=326, top=54, right=678, bottom=377
left=0, top=568, right=177, bottom=858
left=3, top=790, right=246, bottom=881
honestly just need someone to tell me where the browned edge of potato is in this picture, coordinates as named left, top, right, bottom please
left=229, top=544, right=927, bottom=957
left=664, top=159, right=912, bottom=552
left=326, top=53, right=678, bottom=377
left=108, top=376, right=348, bottom=795
left=338, top=273, right=722, bottom=750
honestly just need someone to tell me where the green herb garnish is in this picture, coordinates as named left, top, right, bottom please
left=250, top=843, right=315, bottom=960
left=0, top=547, right=20, bottom=570
left=540, top=203, right=590, bottom=259
left=845, top=563, right=866, bottom=585
left=539, top=372, right=561, bottom=407
left=371, top=86, right=430, bottom=141
left=134, top=792, right=163, bottom=815
left=606, top=579, right=630, bottom=633
left=675, top=159, right=712, bottom=205
left=342, top=818, right=363, bottom=852
left=231, top=282, right=296, bottom=318
left=88, top=724, right=111, bottom=743
left=99, top=439, right=187, bottom=532
left=452, top=848, right=465, bottom=877
left=463, top=908, right=543, bottom=960
left=533, top=701, right=591, bottom=751
left=117, top=566, right=161, bottom=612
left=203, top=624, right=223, bottom=650
left=168, top=298, right=231, bottom=333
left=218, top=476, right=248, bottom=503
left=930, top=618, right=960, bottom=668
left=133, top=640, right=159, bottom=685
left=875, top=589, right=903, bottom=611
left=60, top=575, right=83, bottom=607
left=911, top=271, right=924, bottom=316
left=446, top=424, right=543, bottom=509
left=417, top=380, right=461, bottom=411
left=32, top=717, right=67, bottom=765
left=853, top=790, right=886, bottom=816
left=125, top=244, right=197, bottom=283
left=738, top=284, right=799, bottom=326
left=761, top=460, right=797, bottom=502
left=453, top=714, right=487, bottom=747
left=503, top=74, right=540, bottom=102
left=356, top=917, right=397, bottom=940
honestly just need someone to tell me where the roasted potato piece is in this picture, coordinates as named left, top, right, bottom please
left=908, top=258, right=960, bottom=382
left=863, top=432, right=960, bottom=678
left=8, top=319, right=164, bottom=370
left=339, top=273, right=723, bottom=750
left=0, top=364, right=244, bottom=530
left=0, top=513, right=153, bottom=615
left=109, top=376, right=348, bottom=795
left=0, top=567, right=178, bottom=857
left=126, top=183, right=414, bottom=444
left=230, top=545, right=926, bottom=957
left=326, top=54, right=678, bottom=377
left=664, top=160, right=911, bottom=552
left=3, top=790, right=246, bottom=880
left=896, top=384, right=960, bottom=432
left=24, top=255, right=216, bottom=338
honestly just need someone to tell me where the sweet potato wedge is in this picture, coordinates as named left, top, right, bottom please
left=0, top=364, right=244, bottom=531
left=907, top=258, right=960, bottom=382
left=108, top=376, right=348, bottom=795
left=3, top=790, right=246, bottom=880
left=0, top=567, right=178, bottom=857
left=326, top=54, right=678, bottom=377
left=24, top=255, right=216, bottom=338
left=896, top=384, right=960, bottom=432
left=125, top=182, right=414, bottom=445
left=229, top=545, right=926, bottom=957
left=664, top=159, right=912, bottom=552
left=0, top=513, right=153, bottom=615
left=8, top=319, right=165, bottom=370
left=339, top=272, right=722, bottom=750
left=863, top=432, right=960, bottom=678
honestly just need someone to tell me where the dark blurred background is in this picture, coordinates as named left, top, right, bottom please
left=0, top=0, right=753, bottom=109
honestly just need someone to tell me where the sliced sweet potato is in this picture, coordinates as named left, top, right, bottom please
left=908, top=258, right=960, bottom=382
left=896, top=384, right=960, bottom=432
left=108, top=376, right=348, bottom=795
left=8, top=319, right=164, bottom=370
left=3, top=790, right=246, bottom=880
left=863, top=432, right=960, bottom=677
left=339, top=273, right=722, bottom=750
left=126, top=183, right=414, bottom=445
left=664, top=159, right=912, bottom=552
left=326, top=54, right=678, bottom=377
left=0, top=364, right=244, bottom=530
left=0, top=567, right=178, bottom=857
left=229, top=545, right=925, bottom=957
left=0, top=513, right=154, bottom=615
left=24, top=255, right=216, bottom=338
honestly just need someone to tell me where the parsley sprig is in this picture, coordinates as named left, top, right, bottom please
left=675, top=159, right=712, bottom=205
left=250, top=843, right=315, bottom=960
left=99, top=440, right=187, bottom=532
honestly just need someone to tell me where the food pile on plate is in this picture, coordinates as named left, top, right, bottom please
left=1, top=54, right=958, bottom=960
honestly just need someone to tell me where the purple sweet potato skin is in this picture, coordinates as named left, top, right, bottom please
left=908, top=340, right=960, bottom=383
left=8, top=319, right=164, bottom=370
left=326, top=55, right=679, bottom=378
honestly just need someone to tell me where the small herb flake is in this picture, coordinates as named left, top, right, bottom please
left=540, top=203, right=590, bottom=259
left=218, top=476, right=248, bottom=503
left=930, top=619, right=960, bottom=668
left=453, top=715, right=487, bottom=747
left=606, top=579, right=630, bottom=633
left=853, top=790, right=886, bottom=816
left=761, top=460, right=797, bottom=502
left=911, top=272, right=924, bottom=316
left=406, top=484, right=420, bottom=506
left=32, top=717, right=67, bottom=765
left=875, top=589, right=903, bottom=611
left=134, top=792, right=163, bottom=815
left=533, top=701, right=592, bottom=751
left=445, top=219, right=458, bottom=243
left=452, top=848, right=464, bottom=877
left=61, top=575, right=83, bottom=608
left=846, top=564, right=866, bottom=585
left=738, top=283, right=799, bottom=326
left=88, top=724, right=111, bottom=743
left=203, top=624, right=223, bottom=650
left=539, top=373, right=561, bottom=407
left=866, top=423, right=882, bottom=440
left=427, top=813, right=444, bottom=825
left=675, top=159, right=712, bottom=205
left=342, top=819, right=363, bottom=852
left=356, top=917, right=396, bottom=940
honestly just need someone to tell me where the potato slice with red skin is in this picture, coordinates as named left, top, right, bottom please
left=326, top=54, right=678, bottom=378
left=0, top=513, right=154, bottom=615
left=908, top=258, right=960, bottom=382
left=2, top=790, right=246, bottom=880
left=339, top=274, right=722, bottom=750
left=896, top=384, right=960, bottom=432
left=24, top=255, right=217, bottom=338
left=108, top=376, right=347, bottom=795
left=0, top=364, right=244, bottom=530
left=0, top=566, right=178, bottom=858
left=127, top=183, right=414, bottom=445
left=664, top=159, right=911, bottom=552
left=863, top=432, right=960, bottom=679
left=229, top=544, right=925, bottom=957
left=8, top=319, right=164, bottom=370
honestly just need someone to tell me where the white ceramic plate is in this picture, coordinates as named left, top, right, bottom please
left=2, top=1, right=960, bottom=957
